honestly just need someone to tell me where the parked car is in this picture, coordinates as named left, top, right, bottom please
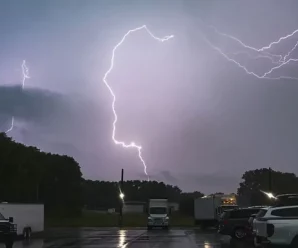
left=218, top=207, right=262, bottom=239
left=253, top=205, right=298, bottom=247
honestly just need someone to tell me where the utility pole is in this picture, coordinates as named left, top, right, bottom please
left=268, top=167, right=272, bottom=192
left=119, top=168, right=124, bottom=227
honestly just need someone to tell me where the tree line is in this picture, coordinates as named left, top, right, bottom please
left=1, top=132, right=298, bottom=217
left=0, top=133, right=82, bottom=216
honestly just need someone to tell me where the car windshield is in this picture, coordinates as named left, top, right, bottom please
left=150, top=207, right=167, bottom=214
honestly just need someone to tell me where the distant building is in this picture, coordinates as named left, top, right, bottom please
left=123, top=201, right=146, bottom=213
left=169, top=202, right=179, bottom=212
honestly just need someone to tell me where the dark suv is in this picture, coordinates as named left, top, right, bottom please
left=218, top=207, right=262, bottom=239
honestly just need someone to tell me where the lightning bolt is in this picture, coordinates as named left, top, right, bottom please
left=103, top=25, right=174, bottom=180
left=21, top=60, right=30, bottom=89
left=5, top=60, right=29, bottom=134
left=209, top=25, right=296, bottom=59
left=5, top=117, right=14, bottom=134
left=283, top=41, right=298, bottom=62
left=202, top=26, right=298, bottom=80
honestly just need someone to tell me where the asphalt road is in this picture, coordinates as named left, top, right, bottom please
left=9, top=228, right=255, bottom=248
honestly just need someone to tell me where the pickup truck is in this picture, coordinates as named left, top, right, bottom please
left=0, top=212, right=17, bottom=248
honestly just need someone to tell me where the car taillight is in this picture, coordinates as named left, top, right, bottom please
left=223, top=219, right=228, bottom=225
left=267, top=224, right=274, bottom=237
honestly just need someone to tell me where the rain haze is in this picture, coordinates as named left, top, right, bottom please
left=1, top=0, right=298, bottom=193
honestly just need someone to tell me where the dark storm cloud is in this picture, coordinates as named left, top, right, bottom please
left=0, top=85, right=67, bottom=124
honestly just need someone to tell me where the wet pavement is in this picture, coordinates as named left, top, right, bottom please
left=9, top=228, right=255, bottom=248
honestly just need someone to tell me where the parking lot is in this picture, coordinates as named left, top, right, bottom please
left=9, top=228, right=255, bottom=248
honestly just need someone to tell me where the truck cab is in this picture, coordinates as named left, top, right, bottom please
left=0, top=213, right=17, bottom=248
left=147, top=199, right=170, bottom=230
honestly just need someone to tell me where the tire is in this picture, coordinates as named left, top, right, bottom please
left=253, top=236, right=261, bottom=247
left=291, top=235, right=298, bottom=248
left=5, top=240, right=13, bottom=248
left=233, top=227, right=246, bottom=240
left=23, top=228, right=31, bottom=240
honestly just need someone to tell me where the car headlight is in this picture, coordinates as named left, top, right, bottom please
left=165, top=217, right=169, bottom=221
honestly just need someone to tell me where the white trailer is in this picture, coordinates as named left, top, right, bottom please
left=0, top=204, right=44, bottom=238
left=194, top=195, right=238, bottom=228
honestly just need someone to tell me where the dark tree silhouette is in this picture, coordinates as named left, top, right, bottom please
left=238, top=168, right=298, bottom=205
left=0, top=133, right=82, bottom=216
left=0, top=133, right=207, bottom=217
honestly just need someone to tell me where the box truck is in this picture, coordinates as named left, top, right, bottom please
left=194, top=194, right=238, bottom=228
left=147, top=199, right=170, bottom=230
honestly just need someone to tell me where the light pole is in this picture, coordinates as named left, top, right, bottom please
left=268, top=167, right=272, bottom=192
left=119, top=169, right=124, bottom=227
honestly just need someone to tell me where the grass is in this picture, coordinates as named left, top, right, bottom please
left=46, top=211, right=194, bottom=228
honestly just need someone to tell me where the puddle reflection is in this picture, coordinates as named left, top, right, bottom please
left=118, top=229, right=127, bottom=247
left=14, top=240, right=44, bottom=248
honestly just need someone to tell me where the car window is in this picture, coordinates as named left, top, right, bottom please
left=271, top=207, right=298, bottom=217
left=230, top=209, right=258, bottom=218
left=249, top=209, right=261, bottom=215
left=256, top=209, right=268, bottom=218
left=220, top=211, right=229, bottom=219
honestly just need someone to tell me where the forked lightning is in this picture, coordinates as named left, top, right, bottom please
left=5, top=60, right=29, bottom=134
left=103, top=25, right=173, bottom=180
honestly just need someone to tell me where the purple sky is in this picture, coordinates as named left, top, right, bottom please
left=1, top=0, right=298, bottom=193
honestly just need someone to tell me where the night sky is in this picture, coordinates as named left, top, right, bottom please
left=1, top=0, right=298, bottom=193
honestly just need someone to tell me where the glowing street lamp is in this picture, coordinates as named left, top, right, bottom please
left=261, top=190, right=277, bottom=199
left=119, top=192, right=125, bottom=199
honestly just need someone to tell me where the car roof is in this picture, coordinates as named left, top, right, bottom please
left=247, top=205, right=270, bottom=208
left=224, top=207, right=263, bottom=212
left=268, top=205, right=298, bottom=210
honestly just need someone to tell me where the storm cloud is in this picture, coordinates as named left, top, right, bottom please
left=0, top=85, right=67, bottom=124
left=2, top=0, right=298, bottom=193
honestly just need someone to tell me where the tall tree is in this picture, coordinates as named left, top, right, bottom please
left=238, top=168, right=298, bottom=205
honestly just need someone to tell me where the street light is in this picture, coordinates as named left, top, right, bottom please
left=261, top=190, right=277, bottom=199
left=119, top=192, right=124, bottom=199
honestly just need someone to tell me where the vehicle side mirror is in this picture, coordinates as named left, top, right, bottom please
left=8, top=217, right=13, bottom=223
